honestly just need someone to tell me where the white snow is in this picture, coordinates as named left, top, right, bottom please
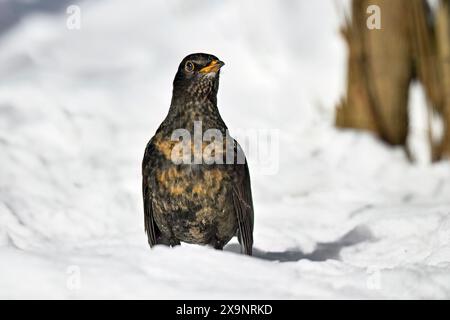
left=0, top=0, right=450, bottom=299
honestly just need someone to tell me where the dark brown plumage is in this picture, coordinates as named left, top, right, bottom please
left=142, top=53, right=254, bottom=255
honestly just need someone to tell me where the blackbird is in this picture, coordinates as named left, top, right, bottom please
left=142, top=53, right=254, bottom=255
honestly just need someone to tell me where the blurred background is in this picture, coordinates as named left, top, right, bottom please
left=0, top=0, right=449, bottom=299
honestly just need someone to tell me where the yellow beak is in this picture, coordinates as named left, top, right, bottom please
left=199, top=60, right=225, bottom=73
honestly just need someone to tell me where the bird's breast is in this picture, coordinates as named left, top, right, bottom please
left=152, top=164, right=236, bottom=244
left=154, top=164, right=232, bottom=205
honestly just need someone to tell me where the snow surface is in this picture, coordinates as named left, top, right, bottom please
left=0, top=0, right=450, bottom=299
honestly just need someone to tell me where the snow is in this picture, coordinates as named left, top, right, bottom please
left=1, top=0, right=450, bottom=299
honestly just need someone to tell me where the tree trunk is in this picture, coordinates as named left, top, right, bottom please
left=435, top=0, right=450, bottom=159
left=336, top=0, right=450, bottom=161
left=337, top=0, right=416, bottom=147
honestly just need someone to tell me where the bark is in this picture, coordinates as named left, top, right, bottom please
left=337, top=0, right=417, bottom=147
left=435, top=0, right=450, bottom=159
left=336, top=0, right=450, bottom=161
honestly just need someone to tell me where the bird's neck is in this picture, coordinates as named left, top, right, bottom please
left=165, top=92, right=226, bottom=131
left=170, top=91, right=218, bottom=113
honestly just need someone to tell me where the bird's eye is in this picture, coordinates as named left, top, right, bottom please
left=185, top=61, right=195, bottom=72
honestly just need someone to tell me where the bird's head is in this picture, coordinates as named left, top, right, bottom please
left=172, top=53, right=225, bottom=101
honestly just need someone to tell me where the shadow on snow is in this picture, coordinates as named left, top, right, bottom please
left=225, top=225, right=375, bottom=262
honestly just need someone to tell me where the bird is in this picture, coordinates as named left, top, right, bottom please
left=142, top=53, right=254, bottom=255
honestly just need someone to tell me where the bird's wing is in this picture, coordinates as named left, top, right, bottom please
left=142, top=139, right=159, bottom=247
left=231, top=142, right=254, bottom=256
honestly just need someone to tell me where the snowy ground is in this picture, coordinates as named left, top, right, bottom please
left=1, top=0, right=450, bottom=299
